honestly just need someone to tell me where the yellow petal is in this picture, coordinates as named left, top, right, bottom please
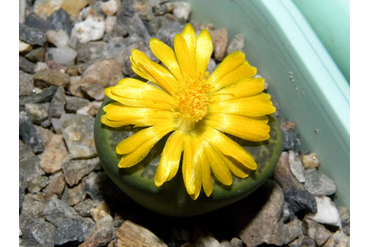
left=205, top=142, right=233, bottom=186
left=149, top=38, right=184, bottom=81
left=207, top=51, right=246, bottom=91
left=182, top=134, right=202, bottom=199
left=117, top=138, right=157, bottom=168
left=130, top=49, right=177, bottom=94
left=201, top=126, right=257, bottom=170
left=220, top=153, right=250, bottom=178
left=201, top=144, right=213, bottom=197
left=103, top=102, right=174, bottom=127
left=210, top=77, right=265, bottom=102
left=155, top=131, right=184, bottom=186
left=181, top=23, right=197, bottom=66
left=116, top=122, right=176, bottom=155
left=195, top=29, right=213, bottom=77
left=174, top=34, right=196, bottom=79
left=101, top=115, right=128, bottom=128
left=204, top=113, right=270, bottom=142
left=211, top=61, right=257, bottom=92
left=208, top=93, right=276, bottom=117
left=105, top=80, right=175, bottom=110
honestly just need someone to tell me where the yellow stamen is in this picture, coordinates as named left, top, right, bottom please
left=175, top=73, right=211, bottom=131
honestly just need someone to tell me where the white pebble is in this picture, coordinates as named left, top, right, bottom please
left=47, top=29, right=70, bottom=47
left=173, top=2, right=192, bottom=21
left=71, top=15, right=106, bottom=43
left=49, top=46, right=77, bottom=67
left=34, top=62, right=49, bottom=73
left=312, top=196, right=341, bottom=227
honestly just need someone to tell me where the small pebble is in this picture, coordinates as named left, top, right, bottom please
left=312, top=196, right=341, bottom=227
left=227, top=33, right=245, bottom=54
left=304, top=168, right=337, bottom=196
left=211, top=28, right=228, bottom=62
left=302, top=153, right=320, bottom=169
left=47, top=29, right=70, bottom=47
left=47, top=8, right=73, bottom=35
left=288, top=150, right=306, bottom=183
left=33, top=0, right=64, bottom=17
left=71, top=15, right=106, bottom=44
left=19, top=40, right=33, bottom=53
left=101, top=0, right=118, bottom=16
left=173, top=2, right=192, bottom=21
left=49, top=46, right=78, bottom=67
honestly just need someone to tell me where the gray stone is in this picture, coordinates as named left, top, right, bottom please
left=19, top=23, right=47, bottom=46
left=28, top=175, right=50, bottom=193
left=19, top=154, right=45, bottom=185
left=19, top=55, right=36, bottom=74
left=77, top=41, right=112, bottom=72
left=288, top=150, right=306, bottom=183
left=80, top=215, right=116, bottom=247
left=51, top=117, right=62, bottom=134
left=19, top=70, right=34, bottom=97
left=283, top=188, right=317, bottom=220
left=19, top=215, right=56, bottom=247
left=43, top=196, right=81, bottom=222
left=107, top=40, right=127, bottom=58
left=232, top=180, right=286, bottom=247
left=48, top=86, right=66, bottom=118
left=62, top=157, right=101, bottom=186
left=67, top=181, right=86, bottom=206
left=304, top=168, right=337, bottom=196
left=81, top=59, right=123, bottom=100
left=33, top=69, right=70, bottom=88
left=148, top=16, right=171, bottom=35
left=74, top=199, right=98, bottom=217
left=54, top=217, right=95, bottom=245
left=21, top=193, right=55, bottom=218
left=19, top=86, right=57, bottom=106
left=282, top=128, right=301, bottom=152
left=25, top=47, right=46, bottom=63
left=227, top=34, right=245, bottom=55
left=25, top=14, right=55, bottom=33
left=156, top=21, right=185, bottom=48
left=60, top=113, right=97, bottom=159
left=47, top=8, right=73, bottom=35
left=19, top=140, right=34, bottom=161
left=117, top=0, right=135, bottom=17
left=85, top=172, right=108, bottom=202
left=25, top=103, right=49, bottom=124
left=207, top=58, right=216, bottom=74
left=76, top=101, right=102, bottom=117
left=65, top=95, right=90, bottom=113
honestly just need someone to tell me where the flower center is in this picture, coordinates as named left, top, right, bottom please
left=175, top=74, right=211, bottom=131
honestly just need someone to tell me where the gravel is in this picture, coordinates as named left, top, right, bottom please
left=19, top=1, right=350, bottom=246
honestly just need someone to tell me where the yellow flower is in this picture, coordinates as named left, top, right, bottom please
left=101, top=24, right=276, bottom=200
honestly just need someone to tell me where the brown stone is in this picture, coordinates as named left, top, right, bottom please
left=61, top=0, right=90, bottom=19
left=273, top=151, right=306, bottom=191
left=211, top=28, right=228, bottom=62
left=43, top=171, right=65, bottom=197
left=90, top=202, right=111, bottom=222
left=116, top=220, right=167, bottom=247
left=81, top=60, right=123, bottom=100
left=33, top=69, right=70, bottom=88
left=40, top=134, right=69, bottom=173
